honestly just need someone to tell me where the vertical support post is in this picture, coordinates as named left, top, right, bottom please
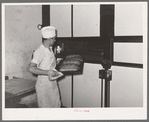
left=71, top=5, right=74, bottom=108
left=101, top=79, right=103, bottom=107
left=100, top=5, right=113, bottom=106
left=100, top=70, right=104, bottom=107
left=104, top=71, right=110, bottom=107
left=71, top=74, right=73, bottom=108
left=99, top=69, right=112, bottom=107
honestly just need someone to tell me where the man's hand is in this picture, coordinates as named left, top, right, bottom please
left=48, top=69, right=63, bottom=81
left=51, top=69, right=59, bottom=77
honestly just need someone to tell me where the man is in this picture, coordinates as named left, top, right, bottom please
left=29, top=26, right=61, bottom=108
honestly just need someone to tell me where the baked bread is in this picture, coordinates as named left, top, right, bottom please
left=65, top=54, right=82, bottom=60
left=59, top=64, right=80, bottom=72
left=67, top=57, right=83, bottom=62
left=62, top=59, right=81, bottom=65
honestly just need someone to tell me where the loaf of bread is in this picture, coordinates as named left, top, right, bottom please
left=65, top=54, right=82, bottom=60
left=67, top=57, right=83, bottom=62
left=59, top=64, right=80, bottom=72
left=62, top=59, right=81, bottom=65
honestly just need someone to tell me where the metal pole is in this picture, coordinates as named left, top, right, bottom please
left=104, top=70, right=110, bottom=107
left=101, top=79, right=103, bottom=107
left=71, top=74, right=73, bottom=108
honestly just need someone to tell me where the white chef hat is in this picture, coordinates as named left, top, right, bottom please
left=41, top=26, right=56, bottom=38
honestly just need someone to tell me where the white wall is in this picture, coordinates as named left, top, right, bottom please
left=50, top=5, right=71, bottom=37
left=74, top=63, right=102, bottom=107
left=73, top=4, right=100, bottom=37
left=111, top=66, right=143, bottom=107
left=111, top=3, right=143, bottom=107
left=5, top=5, right=42, bottom=80
left=114, top=43, right=143, bottom=64
left=115, top=3, right=143, bottom=36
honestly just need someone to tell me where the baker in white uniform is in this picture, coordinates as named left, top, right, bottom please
left=29, top=26, right=61, bottom=108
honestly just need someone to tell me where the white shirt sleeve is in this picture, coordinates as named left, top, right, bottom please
left=31, top=50, right=43, bottom=65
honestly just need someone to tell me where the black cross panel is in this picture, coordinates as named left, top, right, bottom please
left=42, top=5, right=50, bottom=27
left=100, top=5, right=114, bottom=37
left=100, top=5, right=114, bottom=62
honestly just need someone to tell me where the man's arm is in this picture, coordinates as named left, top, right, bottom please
left=29, top=62, right=49, bottom=75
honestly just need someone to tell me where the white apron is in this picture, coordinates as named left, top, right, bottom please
left=32, top=45, right=61, bottom=108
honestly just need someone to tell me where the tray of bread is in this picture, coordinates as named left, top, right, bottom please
left=56, top=54, right=84, bottom=75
